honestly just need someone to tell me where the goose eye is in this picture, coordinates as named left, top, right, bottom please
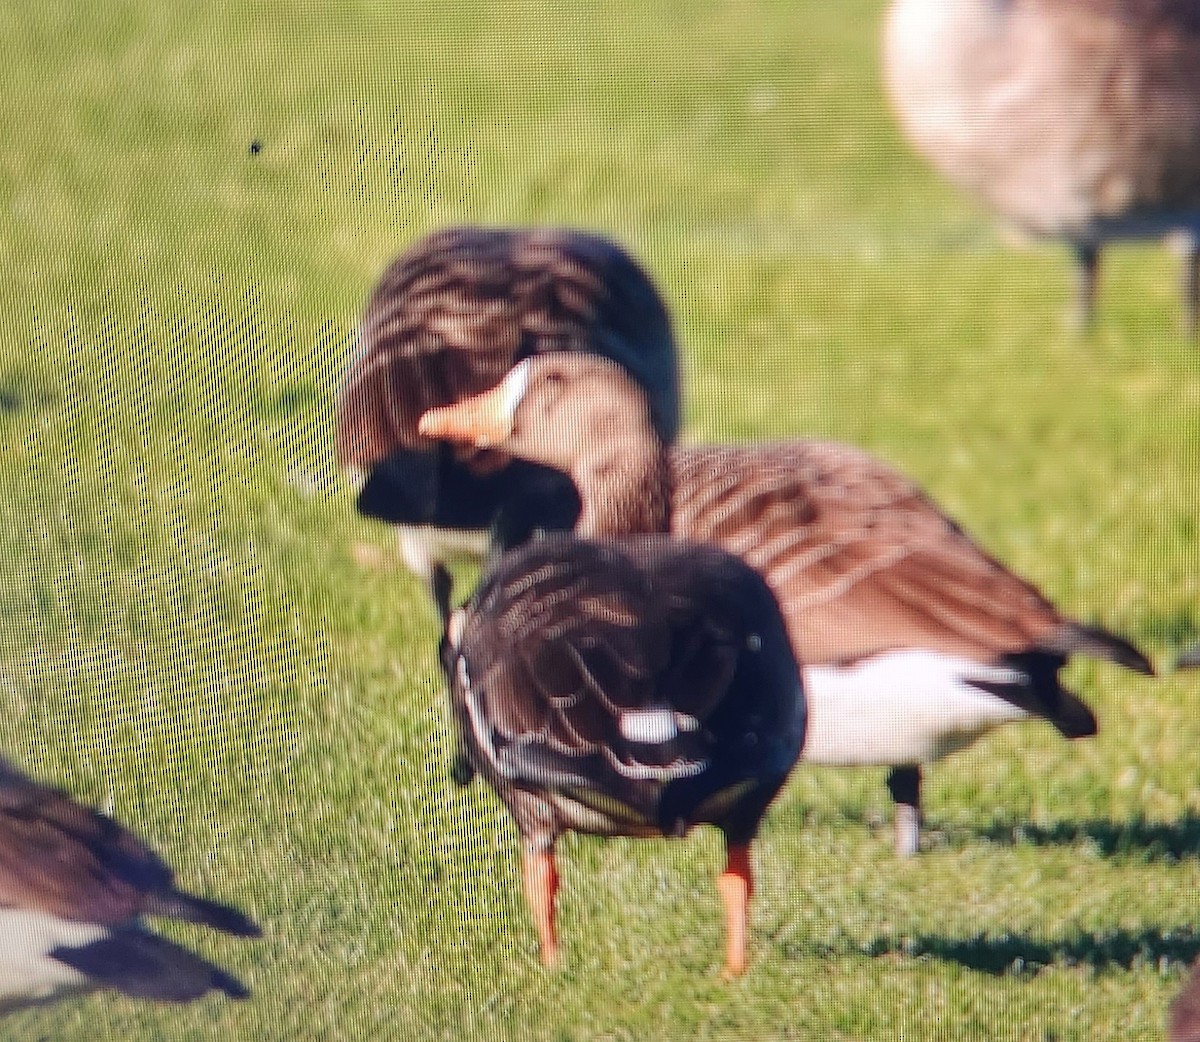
left=545, top=371, right=565, bottom=386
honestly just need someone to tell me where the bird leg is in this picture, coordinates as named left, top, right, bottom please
left=717, top=843, right=754, bottom=979
left=887, top=765, right=922, bottom=857
left=522, top=847, right=560, bottom=968
left=1071, top=241, right=1099, bottom=333
left=430, top=563, right=454, bottom=626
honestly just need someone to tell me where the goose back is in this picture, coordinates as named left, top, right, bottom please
left=670, top=441, right=1149, bottom=737
left=441, top=535, right=806, bottom=850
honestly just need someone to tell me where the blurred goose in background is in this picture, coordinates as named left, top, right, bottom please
left=0, top=756, right=259, bottom=1014
left=883, top=0, right=1200, bottom=332
left=422, top=361, right=805, bottom=977
left=423, top=355, right=1153, bottom=856
left=335, top=226, right=680, bottom=619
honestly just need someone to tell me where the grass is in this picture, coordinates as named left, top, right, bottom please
left=0, top=0, right=1198, bottom=1038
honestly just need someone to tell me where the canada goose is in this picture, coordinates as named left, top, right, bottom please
left=335, top=227, right=680, bottom=619
left=0, top=756, right=259, bottom=1014
left=422, top=355, right=1152, bottom=856
left=1173, top=961, right=1200, bottom=1042
left=883, top=0, right=1200, bottom=331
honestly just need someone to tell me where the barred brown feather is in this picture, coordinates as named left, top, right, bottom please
left=336, top=227, right=679, bottom=471
left=443, top=535, right=805, bottom=849
left=670, top=441, right=1151, bottom=735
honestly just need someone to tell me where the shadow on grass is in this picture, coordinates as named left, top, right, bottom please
left=864, top=927, right=1200, bottom=975
left=972, top=815, right=1200, bottom=863
left=782, top=928, right=1200, bottom=976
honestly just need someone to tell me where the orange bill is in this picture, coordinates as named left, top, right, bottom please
left=418, top=360, right=530, bottom=448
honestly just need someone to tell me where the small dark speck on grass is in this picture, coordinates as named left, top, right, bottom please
left=977, top=815, right=1200, bottom=863
left=249, top=139, right=263, bottom=155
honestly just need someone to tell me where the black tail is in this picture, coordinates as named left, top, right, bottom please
left=1046, top=622, right=1154, bottom=675
left=144, top=890, right=261, bottom=938
left=1047, top=689, right=1099, bottom=740
left=51, top=929, right=250, bottom=1002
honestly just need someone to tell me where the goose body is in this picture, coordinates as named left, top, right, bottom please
left=1177, top=643, right=1200, bottom=669
left=0, top=757, right=258, bottom=1013
left=883, top=0, right=1200, bottom=329
left=423, top=359, right=1151, bottom=856
left=335, top=227, right=679, bottom=616
left=421, top=361, right=805, bottom=975
left=442, top=536, right=805, bottom=974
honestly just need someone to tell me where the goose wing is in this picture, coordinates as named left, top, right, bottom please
left=671, top=442, right=1150, bottom=673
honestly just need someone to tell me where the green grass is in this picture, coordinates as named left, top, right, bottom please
left=1, top=0, right=1198, bottom=1038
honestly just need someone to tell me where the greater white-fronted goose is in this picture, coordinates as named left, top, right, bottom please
left=1172, top=961, right=1200, bottom=1042
left=883, top=0, right=1200, bottom=330
left=335, top=226, right=680, bottom=618
left=421, top=363, right=806, bottom=977
left=422, top=355, right=1152, bottom=856
left=0, top=756, right=259, bottom=1014
left=439, top=538, right=805, bottom=977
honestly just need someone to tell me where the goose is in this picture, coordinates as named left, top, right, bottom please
left=421, top=365, right=806, bottom=976
left=1177, top=643, right=1200, bottom=668
left=1172, top=961, right=1200, bottom=1042
left=421, top=355, right=1152, bottom=856
left=883, top=0, right=1200, bottom=331
left=335, top=226, right=680, bottom=619
left=0, top=756, right=259, bottom=1014
left=438, top=539, right=805, bottom=977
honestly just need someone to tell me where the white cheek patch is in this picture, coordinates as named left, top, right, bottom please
left=498, top=359, right=533, bottom=423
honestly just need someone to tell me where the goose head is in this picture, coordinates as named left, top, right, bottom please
left=418, top=355, right=672, bottom=537
left=419, top=354, right=655, bottom=466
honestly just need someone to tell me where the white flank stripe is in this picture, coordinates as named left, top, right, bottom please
left=802, top=650, right=1032, bottom=766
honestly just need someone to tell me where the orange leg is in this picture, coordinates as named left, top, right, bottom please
left=716, top=842, right=754, bottom=979
left=522, top=848, right=560, bottom=968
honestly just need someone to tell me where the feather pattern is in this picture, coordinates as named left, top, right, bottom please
left=443, top=535, right=806, bottom=849
left=671, top=440, right=1149, bottom=746
left=336, top=228, right=679, bottom=540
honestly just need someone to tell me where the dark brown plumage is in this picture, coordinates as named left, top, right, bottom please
left=335, top=227, right=680, bottom=616
left=442, top=536, right=805, bottom=976
left=0, top=757, right=258, bottom=1013
left=884, top=0, right=1200, bottom=330
left=423, top=355, right=1152, bottom=856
